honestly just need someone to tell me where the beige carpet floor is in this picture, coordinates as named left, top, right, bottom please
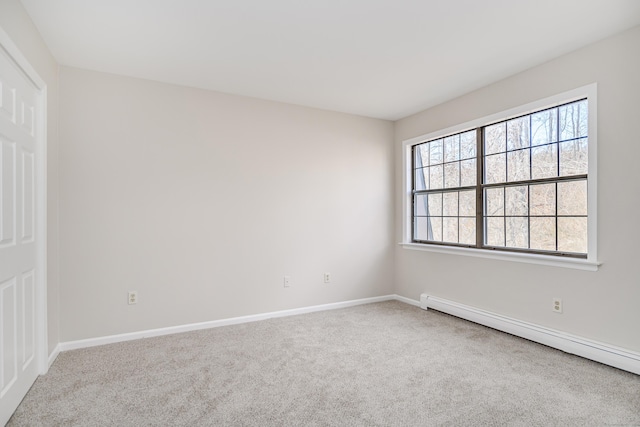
left=8, top=301, right=640, bottom=426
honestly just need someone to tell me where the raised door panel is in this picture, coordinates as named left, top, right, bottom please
left=0, top=277, right=17, bottom=398
left=21, top=149, right=34, bottom=243
left=21, top=271, right=35, bottom=369
left=0, top=138, right=15, bottom=247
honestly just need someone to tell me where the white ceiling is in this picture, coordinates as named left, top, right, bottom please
left=20, top=0, right=640, bottom=120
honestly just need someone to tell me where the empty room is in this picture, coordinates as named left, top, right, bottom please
left=1, top=0, right=639, bottom=425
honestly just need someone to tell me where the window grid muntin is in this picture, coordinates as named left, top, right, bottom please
left=412, top=187, right=477, bottom=247
left=482, top=177, right=587, bottom=255
left=411, top=98, right=588, bottom=258
left=483, top=103, right=588, bottom=186
left=412, top=128, right=478, bottom=247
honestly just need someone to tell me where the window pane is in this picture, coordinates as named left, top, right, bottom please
left=530, top=183, right=555, bottom=216
left=415, top=167, right=428, bottom=191
left=415, top=143, right=430, bottom=168
left=414, top=217, right=430, bottom=241
left=531, top=108, right=558, bottom=146
left=507, top=116, right=530, bottom=151
left=558, top=180, right=587, bottom=216
left=506, top=217, right=528, bottom=249
left=430, top=217, right=443, bottom=241
left=531, top=144, right=558, bottom=179
left=427, top=193, right=442, bottom=216
left=459, top=217, right=476, bottom=245
left=459, top=190, right=476, bottom=217
left=414, top=194, right=428, bottom=216
left=485, top=187, right=504, bottom=216
left=485, top=123, right=506, bottom=155
left=530, top=217, right=556, bottom=251
left=485, top=217, right=505, bottom=247
left=444, top=135, right=460, bottom=162
left=430, top=139, right=443, bottom=165
left=507, top=149, right=530, bottom=182
left=429, top=165, right=443, bottom=189
left=558, top=217, right=587, bottom=253
left=505, top=186, right=528, bottom=216
left=460, top=159, right=476, bottom=187
left=443, top=192, right=458, bottom=216
left=443, top=217, right=459, bottom=243
left=485, top=153, right=506, bottom=184
left=444, top=162, right=460, bottom=188
left=559, top=100, right=588, bottom=141
left=460, top=131, right=476, bottom=159
left=559, top=138, right=588, bottom=176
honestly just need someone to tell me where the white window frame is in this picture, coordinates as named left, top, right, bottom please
left=401, top=84, right=599, bottom=271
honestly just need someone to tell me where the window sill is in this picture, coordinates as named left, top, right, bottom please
left=399, top=242, right=600, bottom=271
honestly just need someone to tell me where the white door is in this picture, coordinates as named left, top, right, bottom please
left=0, top=42, right=41, bottom=425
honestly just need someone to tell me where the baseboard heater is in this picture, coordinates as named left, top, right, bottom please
left=420, top=293, right=640, bottom=376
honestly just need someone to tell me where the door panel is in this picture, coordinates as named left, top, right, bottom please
left=0, top=139, right=15, bottom=247
left=21, top=149, right=34, bottom=243
left=1, top=277, right=18, bottom=397
left=22, top=270, right=36, bottom=368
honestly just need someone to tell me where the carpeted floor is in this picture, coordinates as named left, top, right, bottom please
left=8, top=301, right=640, bottom=426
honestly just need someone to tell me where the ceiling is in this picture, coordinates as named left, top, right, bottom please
left=20, top=0, right=640, bottom=120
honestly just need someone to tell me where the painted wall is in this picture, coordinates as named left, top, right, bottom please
left=395, top=26, right=640, bottom=352
left=58, top=67, right=394, bottom=341
left=0, top=0, right=60, bottom=356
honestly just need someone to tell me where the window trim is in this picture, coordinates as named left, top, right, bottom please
left=401, top=84, right=599, bottom=271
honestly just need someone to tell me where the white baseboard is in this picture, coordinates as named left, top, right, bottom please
left=59, top=294, right=403, bottom=352
left=47, top=344, right=61, bottom=369
left=394, top=294, right=421, bottom=307
left=420, top=294, right=640, bottom=376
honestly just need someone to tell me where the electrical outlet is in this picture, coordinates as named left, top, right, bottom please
left=323, top=272, right=331, bottom=283
left=552, top=297, right=562, bottom=313
left=284, top=276, right=291, bottom=288
left=128, top=291, right=138, bottom=305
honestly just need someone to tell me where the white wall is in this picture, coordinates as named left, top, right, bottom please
left=395, top=26, right=640, bottom=353
left=58, top=67, right=395, bottom=341
left=0, top=0, right=60, bottom=355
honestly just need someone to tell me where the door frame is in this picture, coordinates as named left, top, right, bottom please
left=0, top=26, right=48, bottom=375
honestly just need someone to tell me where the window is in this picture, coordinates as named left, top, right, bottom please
left=403, top=86, right=598, bottom=270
